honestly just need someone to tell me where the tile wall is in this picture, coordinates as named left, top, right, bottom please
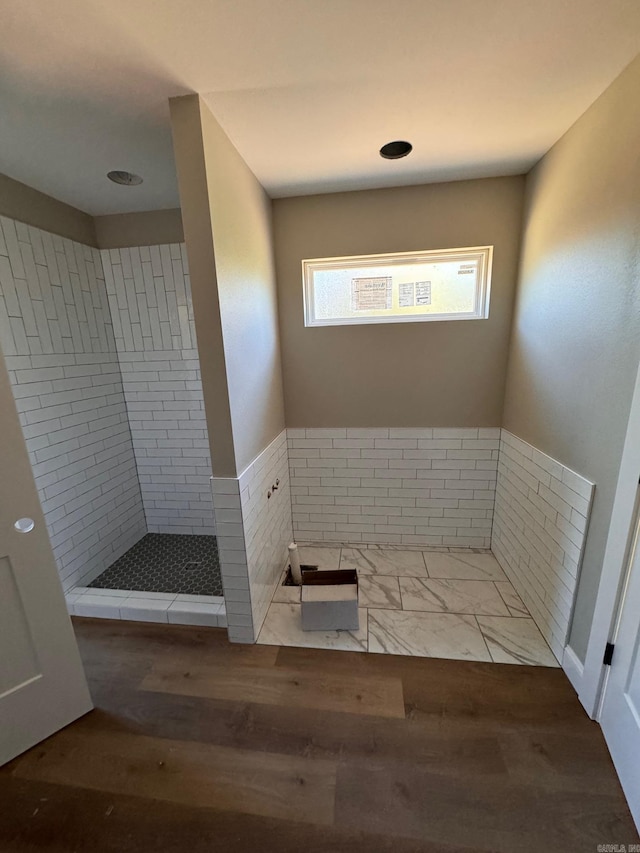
left=101, top=245, right=215, bottom=535
left=0, top=217, right=146, bottom=590
left=288, top=427, right=498, bottom=548
left=210, top=478, right=251, bottom=642
left=239, top=431, right=292, bottom=636
left=491, top=430, right=595, bottom=659
left=211, top=430, right=292, bottom=643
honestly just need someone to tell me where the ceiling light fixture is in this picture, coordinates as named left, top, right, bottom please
left=379, top=140, right=412, bottom=160
left=107, top=170, right=143, bottom=186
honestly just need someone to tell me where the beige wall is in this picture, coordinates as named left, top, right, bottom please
left=0, top=172, right=96, bottom=246
left=94, top=208, right=183, bottom=249
left=502, top=55, right=640, bottom=662
left=170, top=96, right=237, bottom=478
left=170, top=95, right=285, bottom=475
left=273, top=177, right=525, bottom=427
left=0, top=170, right=183, bottom=250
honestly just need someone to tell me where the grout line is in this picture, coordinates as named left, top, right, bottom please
left=471, top=613, right=534, bottom=621
left=397, top=606, right=516, bottom=618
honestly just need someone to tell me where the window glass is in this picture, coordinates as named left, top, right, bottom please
left=303, top=247, right=493, bottom=327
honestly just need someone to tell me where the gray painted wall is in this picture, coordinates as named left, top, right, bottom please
left=171, top=95, right=286, bottom=476
left=273, top=177, right=525, bottom=427
left=502, top=54, right=640, bottom=662
left=0, top=173, right=96, bottom=247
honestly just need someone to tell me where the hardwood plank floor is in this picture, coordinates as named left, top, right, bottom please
left=141, top=659, right=406, bottom=718
left=14, top=728, right=338, bottom=826
left=0, top=617, right=637, bottom=852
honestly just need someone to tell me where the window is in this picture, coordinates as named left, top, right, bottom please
left=302, top=246, right=493, bottom=327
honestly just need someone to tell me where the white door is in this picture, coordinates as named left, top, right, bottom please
left=0, top=350, right=93, bottom=766
left=600, top=497, right=640, bottom=830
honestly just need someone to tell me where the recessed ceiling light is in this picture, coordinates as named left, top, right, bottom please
left=379, top=141, right=412, bottom=160
left=107, top=170, right=143, bottom=186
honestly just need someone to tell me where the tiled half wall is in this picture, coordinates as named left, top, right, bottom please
left=492, top=430, right=595, bottom=660
left=0, top=217, right=146, bottom=590
left=211, top=430, right=292, bottom=643
left=288, top=427, right=499, bottom=548
left=101, top=245, right=214, bottom=535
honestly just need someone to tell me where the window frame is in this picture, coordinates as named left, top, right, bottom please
left=302, top=245, right=493, bottom=328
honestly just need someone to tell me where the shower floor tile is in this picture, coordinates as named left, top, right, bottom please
left=89, top=533, right=222, bottom=596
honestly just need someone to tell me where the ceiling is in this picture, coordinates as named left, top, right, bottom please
left=1, top=0, right=639, bottom=216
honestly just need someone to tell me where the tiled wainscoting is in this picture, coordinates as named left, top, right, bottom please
left=492, top=431, right=595, bottom=660
left=212, top=426, right=595, bottom=655
left=211, top=430, right=293, bottom=643
left=101, top=245, right=214, bottom=535
left=258, top=545, right=558, bottom=666
left=288, top=427, right=498, bottom=548
left=0, top=217, right=146, bottom=590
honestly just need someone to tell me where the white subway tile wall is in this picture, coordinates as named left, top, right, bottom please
left=288, top=427, right=498, bottom=548
left=491, top=430, right=595, bottom=660
left=101, top=245, right=215, bottom=535
left=0, top=217, right=146, bottom=590
left=239, top=431, right=292, bottom=636
left=211, top=430, right=293, bottom=643
left=211, top=477, right=252, bottom=642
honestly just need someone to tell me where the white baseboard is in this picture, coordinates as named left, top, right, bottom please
left=562, top=644, right=585, bottom=695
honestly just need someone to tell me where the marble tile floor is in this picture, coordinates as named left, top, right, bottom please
left=257, top=545, right=559, bottom=667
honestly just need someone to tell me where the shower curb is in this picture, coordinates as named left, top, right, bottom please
left=65, top=587, right=227, bottom=628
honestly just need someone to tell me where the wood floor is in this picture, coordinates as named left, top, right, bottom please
left=1, top=618, right=637, bottom=852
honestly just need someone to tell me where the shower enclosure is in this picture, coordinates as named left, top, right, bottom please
left=0, top=216, right=225, bottom=627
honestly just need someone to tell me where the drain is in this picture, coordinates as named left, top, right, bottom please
left=283, top=565, right=318, bottom=586
left=184, top=561, right=201, bottom=571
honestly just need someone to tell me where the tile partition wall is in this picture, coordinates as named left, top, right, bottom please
left=239, top=431, right=292, bottom=636
left=288, top=427, right=498, bottom=548
left=211, top=430, right=292, bottom=643
left=0, top=217, right=146, bottom=590
left=101, top=245, right=215, bottom=535
left=491, top=430, right=595, bottom=660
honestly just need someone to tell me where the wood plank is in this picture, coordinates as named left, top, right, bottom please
left=141, top=661, right=406, bottom=719
left=73, top=617, right=279, bottom=672
left=497, top=729, right=626, bottom=793
left=0, top=776, right=481, bottom=853
left=334, top=757, right=638, bottom=851
left=63, top=687, right=507, bottom=777
left=1, top=618, right=637, bottom=852
left=275, top=645, right=589, bottom=729
left=12, top=727, right=338, bottom=827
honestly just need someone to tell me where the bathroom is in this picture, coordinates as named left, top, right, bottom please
left=0, top=92, right=601, bottom=669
